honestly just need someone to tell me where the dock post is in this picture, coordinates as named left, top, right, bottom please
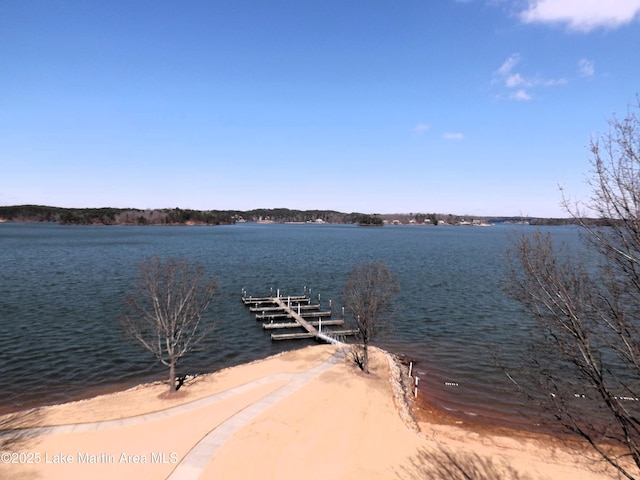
left=414, top=377, right=419, bottom=397
left=319, top=317, right=322, bottom=332
left=342, top=306, right=345, bottom=319
left=409, top=361, right=413, bottom=378
left=277, top=288, right=280, bottom=298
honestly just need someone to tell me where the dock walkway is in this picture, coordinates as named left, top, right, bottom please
left=242, top=292, right=358, bottom=344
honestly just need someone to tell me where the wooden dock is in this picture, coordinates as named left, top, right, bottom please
left=250, top=304, right=320, bottom=313
left=262, top=319, right=345, bottom=330
left=256, top=310, right=332, bottom=321
left=242, top=291, right=358, bottom=344
left=242, top=295, right=308, bottom=305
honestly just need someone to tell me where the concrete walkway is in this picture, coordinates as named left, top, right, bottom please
left=18, top=347, right=347, bottom=479
left=168, top=347, right=346, bottom=479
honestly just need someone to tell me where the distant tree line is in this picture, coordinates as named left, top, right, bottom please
left=0, top=204, right=596, bottom=226
left=0, top=205, right=234, bottom=226
left=232, top=208, right=365, bottom=224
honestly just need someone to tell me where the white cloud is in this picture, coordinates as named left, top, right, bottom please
left=412, top=123, right=430, bottom=133
left=509, top=89, right=532, bottom=101
left=494, top=54, right=533, bottom=100
left=497, top=54, right=520, bottom=76
left=443, top=132, right=464, bottom=140
left=578, top=58, right=595, bottom=77
left=493, top=53, right=569, bottom=101
left=506, top=73, right=525, bottom=87
left=540, top=77, right=568, bottom=87
left=520, top=0, right=640, bottom=32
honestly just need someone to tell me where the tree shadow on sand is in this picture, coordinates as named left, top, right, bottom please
left=396, top=446, right=532, bottom=480
left=0, top=409, right=43, bottom=451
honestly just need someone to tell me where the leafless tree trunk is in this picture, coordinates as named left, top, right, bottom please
left=343, top=261, right=399, bottom=374
left=506, top=101, right=640, bottom=479
left=121, top=257, right=218, bottom=394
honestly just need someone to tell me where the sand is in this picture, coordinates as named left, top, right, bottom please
left=0, top=344, right=628, bottom=479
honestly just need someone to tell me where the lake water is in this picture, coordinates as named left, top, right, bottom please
left=0, top=222, right=580, bottom=430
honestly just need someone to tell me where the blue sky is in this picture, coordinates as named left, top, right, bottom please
left=1, top=0, right=639, bottom=217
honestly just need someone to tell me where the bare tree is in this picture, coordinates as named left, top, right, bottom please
left=506, top=101, right=640, bottom=479
left=121, top=257, right=218, bottom=394
left=343, top=261, right=399, bottom=373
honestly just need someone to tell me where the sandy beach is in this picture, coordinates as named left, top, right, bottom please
left=0, top=344, right=627, bottom=479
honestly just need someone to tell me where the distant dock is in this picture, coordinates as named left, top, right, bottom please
left=242, top=289, right=358, bottom=344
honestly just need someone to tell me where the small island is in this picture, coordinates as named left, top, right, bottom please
left=356, top=214, right=384, bottom=226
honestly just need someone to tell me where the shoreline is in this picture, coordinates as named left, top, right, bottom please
left=0, top=344, right=621, bottom=479
left=0, top=343, right=603, bottom=452
left=0, top=348, right=525, bottom=434
left=0, top=345, right=587, bottom=440
left=0, top=344, right=602, bottom=447
left=384, top=349, right=582, bottom=450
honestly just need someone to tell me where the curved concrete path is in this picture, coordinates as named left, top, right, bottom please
left=17, top=347, right=346, bottom=480
left=168, top=347, right=346, bottom=479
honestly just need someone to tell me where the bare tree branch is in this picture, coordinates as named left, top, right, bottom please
left=506, top=100, right=640, bottom=479
left=121, top=257, right=218, bottom=393
left=343, top=261, right=399, bottom=374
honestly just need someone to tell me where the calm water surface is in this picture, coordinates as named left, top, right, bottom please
left=0, top=222, right=579, bottom=430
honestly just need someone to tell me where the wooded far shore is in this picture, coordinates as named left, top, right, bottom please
left=0, top=204, right=589, bottom=226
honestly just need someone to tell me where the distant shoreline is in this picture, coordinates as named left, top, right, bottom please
left=0, top=204, right=585, bottom=227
